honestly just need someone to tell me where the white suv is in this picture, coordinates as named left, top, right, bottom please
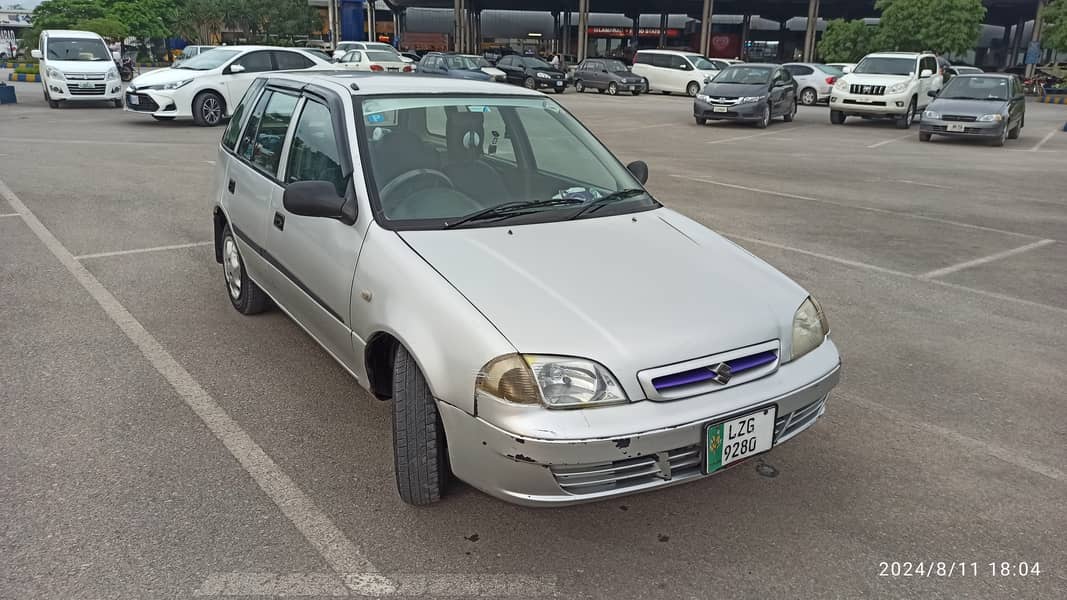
left=829, top=52, right=943, bottom=129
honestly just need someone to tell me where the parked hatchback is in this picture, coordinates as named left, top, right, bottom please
left=572, top=58, right=646, bottom=95
left=416, top=52, right=493, bottom=81
left=695, top=64, right=798, bottom=128
left=212, top=72, right=840, bottom=506
left=782, top=62, right=843, bottom=105
left=919, top=73, right=1025, bottom=146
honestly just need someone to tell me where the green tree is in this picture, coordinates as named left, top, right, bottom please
left=1044, top=0, right=1067, bottom=53
left=176, top=0, right=224, bottom=43
left=875, top=0, right=987, bottom=55
left=818, top=19, right=880, bottom=62
left=107, top=0, right=178, bottom=42
left=75, top=16, right=129, bottom=41
left=31, top=0, right=106, bottom=30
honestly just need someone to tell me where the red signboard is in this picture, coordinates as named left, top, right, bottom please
left=587, top=26, right=682, bottom=38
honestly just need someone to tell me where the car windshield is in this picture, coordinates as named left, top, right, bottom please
left=175, top=48, right=241, bottom=70
left=302, top=49, right=331, bottom=62
left=46, top=38, right=111, bottom=61
left=446, top=55, right=482, bottom=70
left=854, top=57, right=915, bottom=76
left=359, top=96, right=656, bottom=229
left=604, top=59, right=629, bottom=72
left=366, top=51, right=399, bottom=62
left=687, top=55, right=717, bottom=70
left=939, top=76, right=1010, bottom=101
left=367, top=43, right=399, bottom=54
left=474, top=56, right=492, bottom=68
left=956, top=67, right=983, bottom=74
left=524, top=57, right=551, bottom=69
left=713, top=66, right=772, bottom=84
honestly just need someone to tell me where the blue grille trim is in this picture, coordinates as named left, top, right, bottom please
left=652, top=350, right=778, bottom=391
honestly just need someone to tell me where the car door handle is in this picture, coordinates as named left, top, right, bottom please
left=227, top=179, right=236, bottom=194
left=273, top=212, right=285, bottom=231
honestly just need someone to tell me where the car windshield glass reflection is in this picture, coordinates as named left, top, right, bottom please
left=445, top=56, right=481, bottom=70
left=604, top=60, right=629, bottom=73
left=939, top=77, right=1010, bottom=101
left=687, top=55, right=716, bottom=70
left=47, top=38, right=111, bottom=61
left=854, top=57, right=915, bottom=76
left=524, top=57, right=552, bottom=69
left=366, top=51, right=399, bottom=63
left=175, top=49, right=241, bottom=70
left=359, top=96, right=655, bottom=229
left=714, top=67, right=772, bottom=85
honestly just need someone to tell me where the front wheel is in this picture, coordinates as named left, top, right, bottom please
left=919, top=132, right=932, bottom=142
left=631, top=89, right=641, bottom=96
left=695, top=116, right=707, bottom=126
left=755, top=104, right=771, bottom=129
left=575, top=79, right=584, bottom=93
left=607, top=82, right=618, bottom=96
left=524, top=76, right=536, bottom=90
left=830, top=110, right=846, bottom=125
left=1007, top=120, right=1022, bottom=140
left=392, top=345, right=449, bottom=506
left=193, top=91, right=225, bottom=127
left=895, top=99, right=916, bottom=129
left=686, top=81, right=700, bottom=97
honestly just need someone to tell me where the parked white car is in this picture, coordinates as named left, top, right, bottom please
left=782, top=62, right=845, bottom=105
left=332, top=41, right=411, bottom=63
left=336, top=49, right=412, bottom=73
left=31, top=29, right=123, bottom=108
left=631, top=49, right=720, bottom=97
left=124, top=46, right=331, bottom=126
left=829, top=52, right=944, bottom=129
left=826, top=63, right=856, bottom=74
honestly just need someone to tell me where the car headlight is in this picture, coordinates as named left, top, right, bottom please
left=536, top=72, right=551, bottom=79
left=834, top=79, right=849, bottom=91
left=476, top=354, right=628, bottom=409
left=791, top=296, right=829, bottom=361
left=887, top=82, right=907, bottom=94
left=46, top=68, right=66, bottom=80
left=107, top=68, right=119, bottom=80
left=978, top=114, right=1004, bottom=122
left=696, top=93, right=710, bottom=103
left=146, top=79, right=194, bottom=91
left=923, top=110, right=941, bottom=120
left=739, top=95, right=766, bottom=103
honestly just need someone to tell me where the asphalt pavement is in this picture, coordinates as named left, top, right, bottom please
left=1, top=75, right=1065, bottom=599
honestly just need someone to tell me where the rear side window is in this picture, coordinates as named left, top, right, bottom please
left=237, top=91, right=273, bottom=160
left=651, top=54, right=671, bottom=68
left=285, top=101, right=346, bottom=196
left=634, top=52, right=652, bottom=65
left=786, top=65, right=814, bottom=76
left=250, top=92, right=299, bottom=176
left=233, top=51, right=273, bottom=73
left=274, top=51, right=314, bottom=70
left=223, top=78, right=267, bottom=151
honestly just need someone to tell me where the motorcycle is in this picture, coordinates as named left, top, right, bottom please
left=118, top=56, right=135, bottom=82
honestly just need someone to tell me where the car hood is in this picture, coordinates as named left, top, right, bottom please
left=531, top=67, right=565, bottom=77
left=399, top=209, right=806, bottom=393
left=843, top=73, right=910, bottom=85
left=130, top=67, right=211, bottom=88
left=703, top=82, right=769, bottom=97
left=44, top=59, right=115, bottom=74
left=481, top=66, right=505, bottom=77
left=929, top=97, right=1007, bottom=115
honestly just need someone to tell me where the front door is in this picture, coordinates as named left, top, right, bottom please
left=223, top=50, right=275, bottom=116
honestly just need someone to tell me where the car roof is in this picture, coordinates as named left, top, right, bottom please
left=866, top=52, right=926, bottom=58
left=43, top=30, right=104, bottom=39
left=269, top=71, right=545, bottom=97
left=952, top=72, right=1012, bottom=79
left=636, top=49, right=698, bottom=55
left=728, top=63, right=778, bottom=69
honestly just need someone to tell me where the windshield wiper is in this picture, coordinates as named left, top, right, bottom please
left=571, top=188, right=648, bottom=219
left=443, top=198, right=584, bottom=229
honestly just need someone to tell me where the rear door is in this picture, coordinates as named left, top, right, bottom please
left=266, top=91, right=365, bottom=372
left=586, top=60, right=604, bottom=89
left=223, top=50, right=275, bottom=114
left=273, top=50, right=315, bottom=71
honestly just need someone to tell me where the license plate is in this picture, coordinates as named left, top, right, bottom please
left=947, top=123, right=965, bottom=132
left=712, top=106, right=727, bottom=113
left=387, top=67, right=399, bottom=72
left=555, top=80, right=563, bottom=86
left=127, top=94, right=139, bottom=105
left=78, top=81, right=95, bottom=89
left=855, top=97, right=873, bottom=103
left=705, top=406, right=776, bottom=473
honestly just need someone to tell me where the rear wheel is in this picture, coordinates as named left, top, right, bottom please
left=193, top=91, right=225, bottom=127
left=800, top=87, right=817, bottom=106
left=221, top=226, right=270, bottom=315
left=783, top=99, right=797, bottom=122
left=575, top=79, right=584, bottom=93
left=607, top=82, right=618, bottom=96
left=686, top=81, right=700, bottom=97
left=919, top=132, right=932, bottom=142
left=830, top=110, right=846, bottom=125
left=392, top=345, right=449, bottom=506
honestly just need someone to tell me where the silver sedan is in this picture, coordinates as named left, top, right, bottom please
left=211, top=73, right=841, bottom=506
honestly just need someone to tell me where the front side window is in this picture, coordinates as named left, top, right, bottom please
left=359, top=96, right=656, bottom=229
left=237, top=91, right=272, bottom=161
left=286, top=101, right=346, bottom=196
left=45, top=37, right=110, bottom=61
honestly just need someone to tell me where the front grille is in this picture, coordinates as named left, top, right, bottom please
left=850, top=84, right=886, bottom=95
left=68, top=84, right=106, bottom=95
left=774, top=395, right=827, bottom=443
left=707, top=96, right=740, bottom=105
left=639, top=340, right=780, bottom=401
left=929, top=125, right=985, bottom=134
left=551, top=445, right=702, bottom=494
left=843, top=99, right=887, bottom=106
left=65, top=72, right=106, bottom=81
left=125, top=92, right=159, bottom=112
left=941, top=114, right=977, bottom=122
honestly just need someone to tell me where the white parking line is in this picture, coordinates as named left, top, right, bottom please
left=0, top=212, right=21, bottom=218
left=195, top=572, right=557, bottom=597
left=0, top=177, right=380, bottom=581
left=892, top=179, right=952, bottom=190
left=669, top=174, right=1044, bottom=240
left=722, top=232, right=1067, bottom=317
left=920, top=239, right=1055, bottom=279
left=704, top=125, right=808, bottom=145
left=596, top=122, right=680, bottom=133
left=1030, top=130, right=1057, bottom=152
left=866, top=132, right=913, bottom=149
left=75, top=241, right=213, bottom=260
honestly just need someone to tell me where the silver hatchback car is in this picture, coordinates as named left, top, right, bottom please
left=212, top=72, right=841, bottom=506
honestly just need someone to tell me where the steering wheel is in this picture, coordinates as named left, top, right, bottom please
left=380, top=169, right=455, bottom=204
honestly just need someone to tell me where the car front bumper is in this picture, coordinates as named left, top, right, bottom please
left=440, top=339, right=840, bottom=506
left=123, top=87, right=191, bottom=119
left=532, top=76, right=567, bottom=90
left=830, top=90, right=912, bottom=116
left=44, top=79, right=124, bottom=102
left=920, top=119, right=1006, bottom=138
left=694, top=98, right=766, bottom=121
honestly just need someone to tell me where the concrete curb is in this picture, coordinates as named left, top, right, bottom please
left=1038, top=94, right=1066, bottom=105
left=1, top=61, right=37, bottom=69
left=7, top=73, right=40, bottom=82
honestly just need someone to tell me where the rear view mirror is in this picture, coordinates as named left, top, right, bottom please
left=228, top=64, right=246, bottom=74
left=283, top=181, right=353, bottom=223
left=703, top=76, right=711, bottom=84
left=626, top=161, right=649, bottom=185
left=927, top=89, right=938, bottom=98
left=920, top=69, right=933, bottom=78
left=31, top=49, right=42, bottom=59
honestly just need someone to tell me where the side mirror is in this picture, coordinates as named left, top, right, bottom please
left=626, top=160, right=649, bottom=185
left=842, top=66, right=851, bottom=74
left=919, top=69, right=933, bottom=78
left=283, top=181, right=351, bottom=222
left=228, top=63, right=246, bottom=74
left=927, top=89, right=938, bottom=98
left=31, top=49, right=41, bottom=59
left=703, top=76, right=711, bottom=84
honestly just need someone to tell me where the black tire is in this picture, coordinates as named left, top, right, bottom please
left=919, top=132, right=932, bottom=142
left=800, top=87, right=817, bottom=106
left=392, top=344, right=449, bottom=506
left=220, top=225, right=270, bottom=315
left=990, top=124, right=1008, bottom=147
left=695, top=116, right=707, bottom=125
left=686, top=81, right=700, bottom=97
left=575, top=79, right=584, bottom=93
left=755, top=103, right=770, bottom=129
left=895, top=98, right=916, bottom=129
left=783, top=99, right=796, bottom=122
left=193, top=91, right=225, bottom=127
left=607, top=82, right=618, bottom=96
left=45, top=89, right=59, bottom=109
left=660, top=90, right=670, bottom=95
left=152, top=115, right=175, bottom=121
left=631, top=90, right=641, bottom=96
left=1007, top=121, right=1022, bottom=140
left=524, top=76, right=536, bottom=90
left=112, top=99, right=123, bottom=108
left=830, top=110, right=846, bottom=125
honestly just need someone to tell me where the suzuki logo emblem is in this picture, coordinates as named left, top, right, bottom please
left=707, top=362, right=733, bottom=385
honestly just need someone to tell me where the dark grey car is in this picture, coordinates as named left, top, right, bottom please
left=919, top=74, right=1025, bottom=147
left=573, top=58, right=647, bottom=96
left=694, top=64, right=797, bottom=129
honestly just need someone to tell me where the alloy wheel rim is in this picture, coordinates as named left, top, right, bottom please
left=203, top=97, right=221, bottom=123
left=763, top=106, right=770, bottom=127
left=608, top=83, right=617, bottom=95
left=223, top=237, right=242, bottom=300
left=803, top=90, right=815, bottom=104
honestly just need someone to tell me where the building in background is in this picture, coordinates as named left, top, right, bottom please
left=0, top=6, right=31, bottom=58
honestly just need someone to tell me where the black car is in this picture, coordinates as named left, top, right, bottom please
left=573, top=58, right=647, bottom=96
left=693, top=64, right=798, bottom=128
left=495, top=55, right=567, bottom=93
